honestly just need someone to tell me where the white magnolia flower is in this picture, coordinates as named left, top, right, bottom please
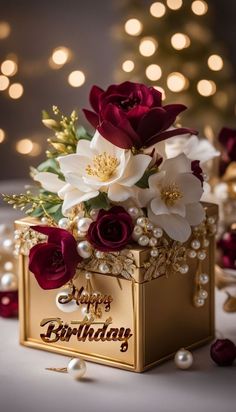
left=142, top=154, right=205, bottom=242
left=34, top=131, right=151, bottom=215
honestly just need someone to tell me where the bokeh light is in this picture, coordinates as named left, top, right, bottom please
left=0, top=129, right=6, bottom=143
left=0, top=22, right=11, bottom=39
left=207, top=54, right=223, bottom=71
left=0, top=75, right=10, bottom=91
left=171, top=33, right=190, bottom=50
left=122, top=60, right=135, bottom=72
left=167, top=72, right=188, bottom=92
left=166, top=0, right=183, bottom=10
left=51, top=47, right=70, bottom=66
left=150, top=2, right=166, bottom=18
left=197, top=79, right=216, bottom=96
left=145, top=64, right=162, bottom=81
left=124, top=18, right=143, bottom=36
left=8, top=83, right=24, bottom=99
left=68, top=70, right=85, bottom=87
left=191, top=0, right=208, bottom=16
left=139, top=37, right=158, bottom=57
left=1, top=60, right=18, bottom=76
left=16, top=139, right=33, bottom=154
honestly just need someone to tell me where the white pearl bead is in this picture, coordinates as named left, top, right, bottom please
left=58, top=217, right=70, bottom=229
left=203, top=239, right=210, bottom=248
left=207, top=216, right=216, bottom=225
left=0, top=273, right=18, bottom=291
left=4, top=261, right=14, bottom=271
left=149, top=237, right=157, bottom=247
left=133, top=225, right=143, bottom=236
left=128, top=207, right=140, bottom=219
left=191, top=239, right=201, bottom=250
left=199, top=273, right=209, bottom=285
left=179, top=264, right=189, bottom=274
left=138, top=235, right=149, bottom=246
left=137, top=217, right=148, bottom=227
left=153, top=227, right=163, bottom=238
left=85, top=272, right=92, bottom=280
left=150, top=248, right=159, bottom=257
left=95, top=250, right=104, bottom=259
left=197, top=250, right=206, bottom=260
left=67, top=358, right=86, bottom=380
left=188, top=249, right=197, bottom=258
left=90, top=209, right=99, bottom=220
left=99, top=262, right=110, bottom=273
left=77, top=241, right=93, bottom=258
left=40, top=217, right=48, bottom=225
left=77, top=217, right=93, bottom=233
left=55, top=288, right=78, bottom=312
left=199, top=289, right=208, bottom=300
left=174, top=348, right=193, bottom=370
left=194, top=296, right=205, bottom=307
left=146, top=222, right=154, bottom=231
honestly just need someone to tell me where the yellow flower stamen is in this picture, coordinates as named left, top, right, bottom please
left=86, top=152, right=119, bottom=182
left=160, top=183, right=183, bottom=206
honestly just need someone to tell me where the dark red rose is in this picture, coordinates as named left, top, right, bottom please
left=218, top=127, right=236, bottom=176
left=83, top=81, right=196, bottom=149
left=87, top=206, right=134, bottom=252
left=0, top=291, right=18, bottom=318
left=29, top=226, right=81, bottom=290
left=191, top=160, right=204, bottom=186
left=210, top=339, right=236, bottom=366
left=218, top=230, right=236, bottom=269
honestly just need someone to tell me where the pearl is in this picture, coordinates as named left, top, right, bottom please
left=77, top=241, right=92, bottom=258
left=4, top=261, right=14, bottom=271
left=138, top=235, right=149, bottom=246
left=207, top=216, right=216, bottom=225
left=174, top=348, right=193, bottom=370
left=194, top=296, right=205, bottom=307
left=210, top=224, right=217, bottom=234
left=128, top=207, right=140, bottom=219
left=58, top=217, right=70, bottom=229
left=199, top=273, right=209, bottom=285
left=197, top=250, right=206, bottom=260
left=179, top=264, right=189, bottom=274
left=153, top=227, right=163, bottom=238
left=199, top=289, right=208, bottom=300
left=77, top=217, right=92, bottom=233
left=188, top=249, right=197, bottom=259
left=67, top=358, right=86, bottom=380
left=95, top=250, right=104, bottom=259
left=99, top=262, right=110, bottom=273
left=0, top=273, right=18, bottom=291
left=203, top=239, right=210, bottom=248
left=149, top=237, right=157, bottom=247
left=85, top=272, right=92, bottom=280
left=132, top=225, right=143, bottom=240
left=90, top=209, right=99, bottom=220
left=146, top=222, right=154, bottom=231
left=150, top=248, right=159, bottom=258
left=191, top=239, right=201, bottom=250
left=40, top=217, right=48, bottom=225
left=3, top=238, right=13, bottom=249
left=137, top=217, right=148, bottom=227
left=55, top=288, right=78, bottom=312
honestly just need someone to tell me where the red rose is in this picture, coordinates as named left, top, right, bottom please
left=87, top=206, right=134, bottom=252
left=0, top=291, right=18, bottom=318
left=218, top=230, right=236, bottom=269
left=83, top=81, right=196, bottom=149
left=218, top=127, right=236, bottom=176
left=210, top=339, right=236, bottom=366
left=29, top=226, right=81, bottom=290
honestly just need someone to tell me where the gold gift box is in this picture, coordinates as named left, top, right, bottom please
left=15, top=203, right=217, bottom=372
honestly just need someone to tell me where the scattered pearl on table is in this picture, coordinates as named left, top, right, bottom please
left=77, top=217, right=92, bottom=233
left=174, top=348, right=193, bottom=370
left=77, top=240, right=93, bottom=258
left=58, top=217, right=70, bottom=229
left=0, top=273, right=18, bottom=291
left=67, top=358, right=86, bottom=380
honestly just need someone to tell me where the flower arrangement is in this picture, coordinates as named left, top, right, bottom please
left=4, top=81, right=219, bottom=293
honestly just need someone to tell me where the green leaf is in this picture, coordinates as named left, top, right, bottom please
left=85, top=193, right=109, bottom=211
left=42, top=110, right=50, bottom=119
left=37, top=158, right=60, bottom=173
left=30, top=207, right=44, bottom=218
left=136, top=169, right=156, bottom=189
left=76, top=125, right=92, bottom=141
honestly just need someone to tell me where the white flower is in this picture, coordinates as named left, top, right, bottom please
left=35, top=131, right=151, bottom=215
left=142, top=154, right=205, bottom=242
left=164, top=134, right=220, bottom=165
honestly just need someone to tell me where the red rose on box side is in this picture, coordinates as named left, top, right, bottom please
left=87, top=206, right=134, bottom=252
left=29, top=226, right=81, bottom=290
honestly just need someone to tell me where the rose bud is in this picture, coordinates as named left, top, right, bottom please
left=210, top=339, right=236, bottom=366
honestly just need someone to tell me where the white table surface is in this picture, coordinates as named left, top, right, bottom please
left=0, top=181, right=236, bottom=412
